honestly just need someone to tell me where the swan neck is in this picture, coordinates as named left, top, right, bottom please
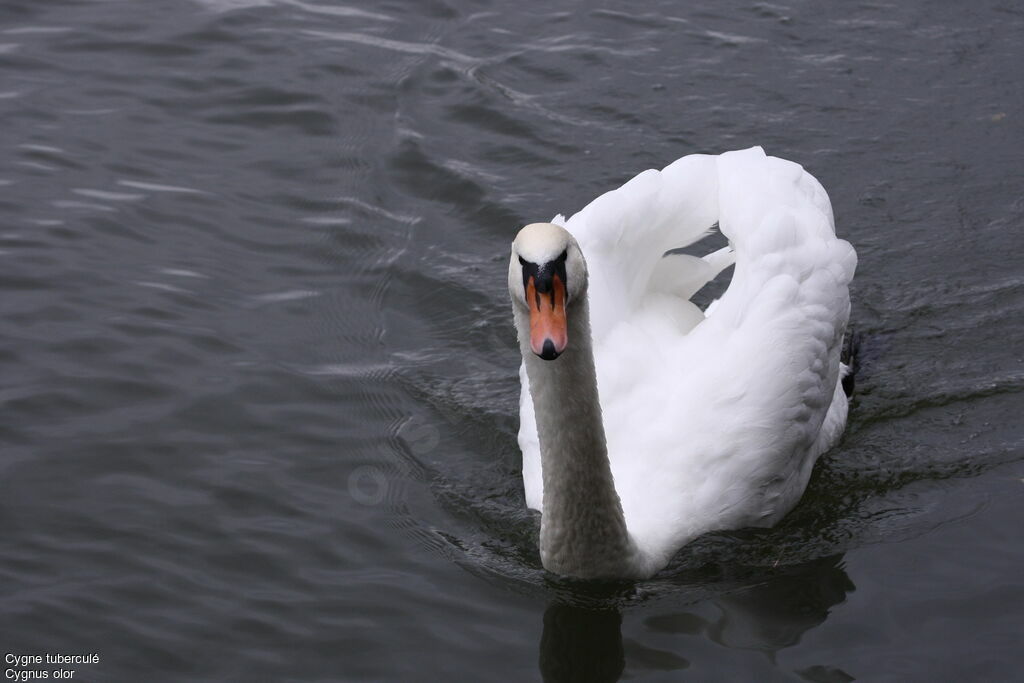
left=520, top=297, right=638, bottom=578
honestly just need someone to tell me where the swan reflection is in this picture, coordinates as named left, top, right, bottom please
left=540, top=605, right=625, bottom=683
left=539, top=555, right=854, bottom=681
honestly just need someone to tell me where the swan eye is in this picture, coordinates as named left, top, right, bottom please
left=518, top=256, right=526, bottom=266
left=557, top=249, right=568, bottom=263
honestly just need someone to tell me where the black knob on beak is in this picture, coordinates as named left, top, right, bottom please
left=538, top=339, right=560, bottom=361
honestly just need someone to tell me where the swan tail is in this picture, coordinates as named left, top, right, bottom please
left=840, top=328, right=861, bottom=398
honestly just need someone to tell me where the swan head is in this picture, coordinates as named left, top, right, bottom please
left=509, top=223, right=587, bottom=361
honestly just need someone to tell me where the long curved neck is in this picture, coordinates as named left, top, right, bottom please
left=517, top=296, right=638, bottom=579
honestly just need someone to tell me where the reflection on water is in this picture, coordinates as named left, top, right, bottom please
left=541, top=605, right=625, bottom=683
left=696, top=556, right=853, bottom=653
left=540, top=556, right=854, bottom=681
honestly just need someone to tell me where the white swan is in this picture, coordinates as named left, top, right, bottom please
left=508, top=147, right=857, bottom=579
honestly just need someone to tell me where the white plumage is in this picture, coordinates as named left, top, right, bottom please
left=511, top=147, right=856, bottom=579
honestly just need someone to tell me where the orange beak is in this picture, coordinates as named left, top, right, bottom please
left=527, top=273, right=568, bottom=360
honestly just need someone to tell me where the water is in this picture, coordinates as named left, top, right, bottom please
left=1, top=0, right=1021, bottom=680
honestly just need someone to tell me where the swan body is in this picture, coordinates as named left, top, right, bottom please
left=509, top=147, right=856, bottom=579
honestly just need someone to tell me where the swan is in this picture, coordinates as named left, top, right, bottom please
left=508, top=147, right=856, bottom=579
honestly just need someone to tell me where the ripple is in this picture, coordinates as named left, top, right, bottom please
left=194, top=0, right=395, bottom=22
left=73, top=188, right=145, bottom=202
left=302, top=30, right=479, bottom=65
left=251, top=289, right=320, bottom=304
left=159, top=268, right=209, bottom=278
left=701, top=29, right=764, bottom=46
left=118, top=180, right=209, bottom=194
left=51, top=199, right=117, bottom=212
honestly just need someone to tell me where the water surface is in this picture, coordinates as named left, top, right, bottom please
left=1, top=0, right=1022, bottom=680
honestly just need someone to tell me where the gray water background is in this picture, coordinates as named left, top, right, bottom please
left=1, top=0, right=1022, bottom=680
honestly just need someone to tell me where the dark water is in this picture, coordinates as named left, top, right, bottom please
left=2, top=0, right=1022, bottom=680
